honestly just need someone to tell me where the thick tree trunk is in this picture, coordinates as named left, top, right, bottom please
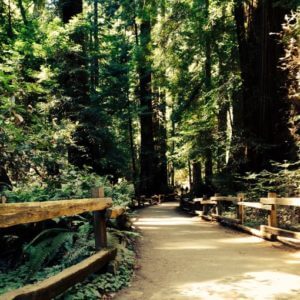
left=216, top=6, right=230, bottom=172
left=92, top=0, right=99, bottom=90
left=204, top=0, right=213, bottom=183
left=192, top=162, right=202, bottom=197
left=138, top=14, right=156, bottom=196
left=170, top=114, right=176, bottom=187
left=59, top=0, right=83, bottom=24
left=7, top=0, right=13, bottom=38
left=150, top=0, right=169, bottom=194
left=233, top=0, right=294, bottom=172
left=217, top=101, right=229, bottom=172
left=126, top=92, right=137, bottom=193
left=153, top=90, right=168, bottom=194
left=188, top=159, right=192, bottom=189
left=58, top=0, right=93, bottom=173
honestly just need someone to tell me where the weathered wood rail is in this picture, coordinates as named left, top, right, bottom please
left=136, top=193, right=177, bottom=207
left=0, top=187, right=126, bottom=300
left=0, top=198, right=112, bottom=228
left=198, top=192, right=300, bottom=244
left=1, top=250, right=117, bottom=300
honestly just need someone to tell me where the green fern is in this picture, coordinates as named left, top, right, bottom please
left=64, top=239, right=95, bottom=266
left=23, top=228, right=69, bottom=251
left=107, top=231, right=120, bottom=248
left=24, top=230, right=75, bottom=281
left=62, top=221, right=95, bottom=266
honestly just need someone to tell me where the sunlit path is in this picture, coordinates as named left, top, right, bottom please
left=116, top=202, right=300, bottom=300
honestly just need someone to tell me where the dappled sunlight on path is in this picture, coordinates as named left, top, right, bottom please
left=136, top=217, right=197, bottom=227
left=116, top=202, right=300, bottom=300
left=178, top=271, right=300, bottom=299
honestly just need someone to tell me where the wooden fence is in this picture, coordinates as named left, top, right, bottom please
left=199, top=192, right=300, bottom=243
left=0, top=187, right=125, bottom=300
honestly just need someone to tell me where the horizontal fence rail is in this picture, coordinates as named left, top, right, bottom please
left=210, top=196, right=238, bottom=202
left=0, top=249, right=117, bottom=300
left=196, top=192, right=300, bottom=244
left=237, top=202, right=272, bottom=210
left=0, top=187, right=126, bottom=300
left=0, top=198, right=112, bottom=228
left=260, top=197, right=300, bottom=207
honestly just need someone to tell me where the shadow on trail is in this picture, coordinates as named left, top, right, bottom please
left=117, top=202, right=300, bottom=300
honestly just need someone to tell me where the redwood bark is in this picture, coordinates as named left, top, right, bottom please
left=192, top=162, right=202, bottom=197
left=233, top=0, right=294, bottom=172
left=153, top=91, right=168, bottom=194
left=138, top=15, right=156, bottom=196
left=204, top=0, right=213, bottom=183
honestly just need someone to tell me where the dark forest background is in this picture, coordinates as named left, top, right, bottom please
left=0, top=0, right=299, bottom=199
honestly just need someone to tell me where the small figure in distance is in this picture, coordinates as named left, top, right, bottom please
left=185, top=187, right=189, bottom=194
left=180, top=186, right=185, bottom=195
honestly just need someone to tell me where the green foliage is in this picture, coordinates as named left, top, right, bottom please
left=0, top=0, right=297, bottom=195
left=280, top=9, right=300, bottom=148
left=153, top=0, right=241, bottom=181
left=0, top=265, right=30, bottom=293
left=23, top=229, right=75, bottom=280
left=0, top=0, right=137, bottom=190
left=0, top=219, right=138, bottom=297
left=62, top=221, right=96, bottom=267
left=105, top=180, right=135, bottom=207
left=59, top=256, right=135, bottom=300
left=3, top=167, right=134, bottom=206
left=1, top=0, right=298, bottom=298
left=0, top=11, right=75, bottom=186
left=241, top=159, right=300, bottom=200
left=281, top=10, right=300, bottom=101
left=0, top=227, right=77, bottom=294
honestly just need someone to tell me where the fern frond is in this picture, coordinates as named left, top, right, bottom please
left=107, top=231, right=120, bottom=248
left=25, top=231, right=75, bottom=280
left=24, top=228, right=69, bottom=251
left=64, top=239, right=94, bottom=266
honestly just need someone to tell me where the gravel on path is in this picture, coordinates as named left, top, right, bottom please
left=116, top=202, right=300, bottom=300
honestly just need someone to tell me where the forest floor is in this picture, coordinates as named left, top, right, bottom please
left=115, top=202, right=300, bottom=300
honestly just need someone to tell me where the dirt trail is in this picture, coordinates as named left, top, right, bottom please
left=116, top=202, right=300, bottom=300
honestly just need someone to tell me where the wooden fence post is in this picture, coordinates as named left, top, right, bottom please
left=91, top=187, right=107, bottom=250
left=215, top=193, right=222, bottom=216
left=267, top=192, right=278, bottom=227
left=202, top=198, right=207, bottom=216
left=0, top=195, right=6, bottom=204
left=237, top=193, right=245, bottom=224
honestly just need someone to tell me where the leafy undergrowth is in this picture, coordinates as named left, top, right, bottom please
left=0, top=170, right=137, bottom=298
left=2, top=167, right=134, bottom=207
left=58, top=245, right=135, bottom=300
left=242, top=208, right=268, bottom=230
left=0, top=219, right=139, bottom=299
left=222, top=206, right=300, bottom=232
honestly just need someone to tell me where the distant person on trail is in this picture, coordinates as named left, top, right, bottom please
left=180, top=187, right=184, bottom=195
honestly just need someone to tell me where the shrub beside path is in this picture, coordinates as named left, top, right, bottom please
left=116, top=202, right=300, bottom=300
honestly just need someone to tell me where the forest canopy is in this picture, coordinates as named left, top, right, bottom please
left=0, top=0, right=300, bottom=199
